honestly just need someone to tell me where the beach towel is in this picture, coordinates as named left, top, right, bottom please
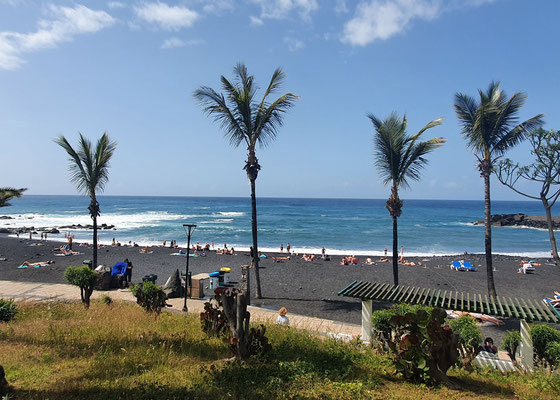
left=170, top=252, right=186, bottom=256
left=111, top=262, right=128, bottom=276
left=17, top=265, right=28, bottom=269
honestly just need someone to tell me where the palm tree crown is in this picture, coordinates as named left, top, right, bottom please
left=371, top=112, right=445, bottom=191
left=0, top=188, right=27, bottom=208
left=194, top=63, right=298, bottom=155
left=55, top=133, right=116, bottom=205
left=454, top=81, right=544, bottom=173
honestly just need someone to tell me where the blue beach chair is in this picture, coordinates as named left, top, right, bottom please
left=450, top=261, right=463, bottom=271
left=462, top=261, right=477, bottom=271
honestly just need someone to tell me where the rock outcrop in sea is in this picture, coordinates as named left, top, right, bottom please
left=473, top=214, right=560, bottom=230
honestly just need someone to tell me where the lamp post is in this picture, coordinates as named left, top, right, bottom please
left=182, top=223, right=197, bottom=312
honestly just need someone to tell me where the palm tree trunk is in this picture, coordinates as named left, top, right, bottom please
left=250, top=177, right=262, bottom=299
left=392, top=215, right=399, bottom=286
left=92, top=214, right=98, bottom=271
left=484, top=174, right=497, bottom=298
left=542, top=195, right=560, bottom=269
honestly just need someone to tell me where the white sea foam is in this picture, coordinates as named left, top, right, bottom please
left=0, top=211, right=195, bottom=231
left=218, top=212, right=245, bottom=217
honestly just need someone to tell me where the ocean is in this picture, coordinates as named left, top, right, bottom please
left=0, top=195, right=557, bottom=257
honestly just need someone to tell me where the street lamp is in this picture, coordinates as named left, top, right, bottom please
left=182, top=223, right=197, bottom=312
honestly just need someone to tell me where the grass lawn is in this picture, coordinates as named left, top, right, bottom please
left=1, top=301, right=559, bottom=399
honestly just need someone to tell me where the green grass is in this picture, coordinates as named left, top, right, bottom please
left=1, top=301, right=559, bottom=399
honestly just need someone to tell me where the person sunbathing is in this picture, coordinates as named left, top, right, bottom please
left=57, top=246, right=79, bottom=255
left=139, top=246, right=151, bottom=253
left=273, top=256, right=290, bottom=262
left=21, top=260, right=55, bottom=267
left=364, top=257, right=374, bottom=265
left=379, top=257, right=389, bottom=263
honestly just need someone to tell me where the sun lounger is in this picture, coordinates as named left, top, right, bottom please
left=462, top=261, right=477, bottom=271
left=450, top=261, right=464, bottom=271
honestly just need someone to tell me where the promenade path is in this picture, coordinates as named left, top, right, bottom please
left=0, top=280, right=361, bottom=338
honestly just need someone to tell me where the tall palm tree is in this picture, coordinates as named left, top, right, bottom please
left=194, top=63, right=297, bottom=299
left=370, top=112, right=445, bottom=286
left=454, top=81, right=543, bottom=298
left=0, top=188, right=26, bottom=207
left=55, top=133, right=117, bottom=270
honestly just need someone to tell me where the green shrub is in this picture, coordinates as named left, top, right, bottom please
left=384, top=307, right=459, bottom=386
left=101, top=295, right=112, bottom=305
left=502, top=330, right=521, bottom=361
left=531, top=324, right=560, bottom=361
left=131, top=281, right=168, bottom=314
left=448, top=315, right=481, bottom=368
left=371, top=303, right=432, bottom=346
left=0, top=299, right=17, bottom=323
left=201, top=299, right=228, bottom=338
left=63, top=266, right=97, bottom=308
left=545, top=342, right=560, bottom=366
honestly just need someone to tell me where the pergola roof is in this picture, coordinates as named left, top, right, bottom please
left=338, top=280, right=560, bottom=324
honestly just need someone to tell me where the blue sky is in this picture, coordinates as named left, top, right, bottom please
left=0, top=0, right=558, bottom=201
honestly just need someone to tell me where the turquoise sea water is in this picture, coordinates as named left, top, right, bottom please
left=1, top=195, right=558, bottom=257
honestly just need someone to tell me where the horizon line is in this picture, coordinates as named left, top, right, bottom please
left=17, top=193, right=540, bottom=203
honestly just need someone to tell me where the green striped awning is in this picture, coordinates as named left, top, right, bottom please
left=338, top=280, right=560, bottom=323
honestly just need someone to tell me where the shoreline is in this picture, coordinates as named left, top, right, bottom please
left=3, top=234, right=554, bottom=259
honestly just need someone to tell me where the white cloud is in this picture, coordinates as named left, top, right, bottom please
left=341, top=0, right=498, bottom=46
left=249, top=15, right=264, bottom=26
left=201, top=0, right=234, bottom=14
left=0, top=4, right=115, bottom=70
left=161, top=37, right=204, bottom=48
left=134, top=2, right=199, bottom=30
left=107, top=1, right=126, bottom=9
left=251, top=0, right=318, bottom=21
left=284, top=36, right=305, bottom=51
left=342, top=0, right=439, bottom=46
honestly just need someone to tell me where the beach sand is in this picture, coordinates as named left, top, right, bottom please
left=1, top=234, right=559, bottom=343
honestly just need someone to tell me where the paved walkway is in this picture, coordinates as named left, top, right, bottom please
left=0, top=280, right=361, bottom=338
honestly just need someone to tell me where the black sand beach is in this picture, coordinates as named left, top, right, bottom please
left=1, top=234, right=559, bottom=342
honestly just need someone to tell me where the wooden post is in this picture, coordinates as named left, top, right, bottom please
left=362, top=300, right=373, bottom=343
left=241, top=264, right=250, bottom=305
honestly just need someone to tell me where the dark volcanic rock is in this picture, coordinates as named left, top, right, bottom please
left=473, top=214, right=560, bottom=230
left=0, top=216, right=13, bottom=219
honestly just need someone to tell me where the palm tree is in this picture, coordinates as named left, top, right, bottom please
left=370, top=112, right=445, bottom=286
left=194, top=63, right=297, bottom=299
left=0, top=188, right=26, bottom=207
left=55, top=133, right=117, bottom=270
left=454, top=81, right=544, bottom=298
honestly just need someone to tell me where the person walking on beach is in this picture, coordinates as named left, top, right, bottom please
left=322, top=247, right=326, bottom=257
left=286, top=243, right=290, bottom=253
left=280, top=244, right=283, bottom=252
left=124, top=258, right=133, bottom=286
left=68, top=235, right=73, bottom=250
left=399, top=246, right=404, bottom=262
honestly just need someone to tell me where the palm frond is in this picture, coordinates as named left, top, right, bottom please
left=194, top=85, right=247, bottom=148
left=55, top=133, right=117, bottom=200
left=371, top=113, right=444, bottom=189
left=194, top=63, right=297, bottom=153
left=455, top=81, right=540, bottom=161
